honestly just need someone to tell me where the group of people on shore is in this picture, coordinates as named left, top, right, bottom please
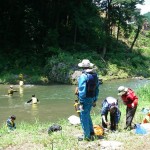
left=75, top=59, right=139, bottom=141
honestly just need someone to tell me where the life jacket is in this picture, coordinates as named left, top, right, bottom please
left=32, top=97, right=38, bottom=104
left=6, top=118, right=15, bottom=128
left=121, top=88, right=138, bottom=107
left=86, top=73, right=98, bottom=98
left=8, top=89, right=13, bottom=95
left=93, top=125, right=104, bottom=136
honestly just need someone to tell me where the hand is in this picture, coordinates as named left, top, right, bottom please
left=131, top=103, right=134, bottom=108
left=93, top=102, right=96, bottom=107
left=79, top=105, right=84, bottom=111
left=105, top=122, right=110, bottom=126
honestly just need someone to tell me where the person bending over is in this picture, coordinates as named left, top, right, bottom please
left=118, top=86, right=138, bottom=130
left=101, top=97, right=121, bottom=131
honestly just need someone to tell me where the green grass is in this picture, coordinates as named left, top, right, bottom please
left=0, top=84, right=150, bottom=149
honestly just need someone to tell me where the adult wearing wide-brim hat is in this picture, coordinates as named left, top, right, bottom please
left=77, top=59, right=100, bottom=141
left=78, top=59, right=94, bottom=68
left=118, top=86, right=138, bottom=130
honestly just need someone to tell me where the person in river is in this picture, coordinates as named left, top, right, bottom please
left=8, top=85, right=18, bottom=96
left=74, top=87, right=80, bottom=116
left=101, top=97, right=121, bottom=131
left=118, top=86, right=138, bottom=130
left=74, top=99, right=80, bottom=116
left=6, top=115, right=16, bottom=132
left=77, top=59, right=100, bottom=141
left=18, top=73, right=24, bottom=87
left=27, top=94, right=39, bottom=104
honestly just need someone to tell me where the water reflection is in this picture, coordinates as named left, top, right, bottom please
left=8, top=96, right=13, bottom=106
left=31, top=104, right=39, bottom=117
left=19, top=87, right=24, bottom=98
left=19, top=86, right=25, bottom=102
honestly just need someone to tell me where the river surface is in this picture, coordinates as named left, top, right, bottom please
left=0, top=79, right=150, bottom=125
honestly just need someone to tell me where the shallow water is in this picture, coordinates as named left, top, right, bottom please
left=0, top=79, right=149, bottom=125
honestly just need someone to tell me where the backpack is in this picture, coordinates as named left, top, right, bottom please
left=93, top=125, right=104, bottom=136
left=86, top=73, right=98, bottom=98
left=48, top=124, right=62, bottom=134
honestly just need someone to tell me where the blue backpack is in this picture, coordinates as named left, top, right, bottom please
left=86, top=73, right=98, bottom=98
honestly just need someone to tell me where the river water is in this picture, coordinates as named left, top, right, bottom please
left=0, top=79, right=150, bottom=125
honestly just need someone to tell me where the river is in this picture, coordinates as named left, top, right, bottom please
left=0, top=79, right=150, bottom=125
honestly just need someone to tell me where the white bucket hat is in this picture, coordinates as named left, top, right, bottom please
left=118, top=86, right=128, bottom=96
left=78, top=59, right=94, bottom=68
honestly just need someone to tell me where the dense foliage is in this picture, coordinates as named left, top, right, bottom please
left=144, top=12, right=150, bottom=23
left=0, top=0, right=149, bottom=84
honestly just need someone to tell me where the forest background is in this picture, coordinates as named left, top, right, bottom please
left=0, top=0, right=150, bottom=85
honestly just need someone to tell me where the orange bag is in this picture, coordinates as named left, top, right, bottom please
left=93, top=125, right=104, bottom=136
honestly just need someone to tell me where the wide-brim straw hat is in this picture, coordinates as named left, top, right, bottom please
left=78, top=59, right=94, bottom=68
left=118, top=86, right=128, bottom=96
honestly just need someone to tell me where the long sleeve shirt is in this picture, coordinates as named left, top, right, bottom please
left=121, top=88, right=138, bottom=108
left=78, top=70, right=99, bottom=104
left=6, top=118, right=16, bottom=130
left=101, top=97, right=121, bottom=124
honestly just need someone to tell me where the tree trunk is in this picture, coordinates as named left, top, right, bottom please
left=130, top=25, right=141, bottom=51
left=74, top=25, right=77, bottom=44
left=102, top=46, right=106, bottom=58
left=117, top=23, right=120, bottom=41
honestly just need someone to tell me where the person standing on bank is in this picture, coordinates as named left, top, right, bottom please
left=101, top=97, right=121, bottom=131
left=118, top=86, right=138, bottom=130
left=77, top=59, right=100, bottom=141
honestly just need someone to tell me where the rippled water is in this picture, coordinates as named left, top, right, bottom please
left=0, top=79, right=149, bottom=125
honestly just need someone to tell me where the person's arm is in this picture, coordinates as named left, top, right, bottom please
left=127, top=90, right=138, bottom=107
left=94, top=74, right=100, bottom=102
left=101, top=101, right=109, bottom=124
left=13, top=122, right=16, bottom=129
left=6, top=119, right=13, bottom=129
left=13, top=90, right=18, bottom=92
left=27, top=99, right=32, bottom=103
left=74, top=87, right=79, bottom=95
left=78, top=74, right=87, bottom=104
left=132, top=94, right=138, bottom=107
left=115, top=108, right=121, bottom=124
left=102, top=115, right=108, bottom=124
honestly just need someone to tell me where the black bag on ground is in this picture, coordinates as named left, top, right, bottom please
left=48, top=124, right=62, bottom=134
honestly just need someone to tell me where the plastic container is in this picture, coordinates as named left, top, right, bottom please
left=135, top=124, right=147, bottom=135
